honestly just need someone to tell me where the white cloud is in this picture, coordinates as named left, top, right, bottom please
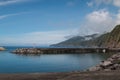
left=115, top=10, right=120, bottom=24
left=79, top=9, right=120, bottom=36
left=0, top=30, right=79, bottom=46
left=87, top=0, right=112, bottom=7
left=81, top=9, right=117, bottom=34
left=0, top=15, right=7, bottom=19
left=0, top=0, right=29, bottom=6
left=0, top=12, right=28, bottom=20
left=87, top=2, right=93, bottom=7
left=87, top=0, right=120, bottom=7
left=67, top=1, right=75, bottom=7
left=0, top=14, right=17, bottom=20
left=113, top=0, right=120, bottom=7
left=86, top=9, right=111, bottom=23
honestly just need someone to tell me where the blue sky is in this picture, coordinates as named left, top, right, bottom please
left=0, top=0, right=120, bottom=46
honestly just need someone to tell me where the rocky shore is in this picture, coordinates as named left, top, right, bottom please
left=88, top=53, right=120, bottom=71
left=0, top=47, right=5, bottom=51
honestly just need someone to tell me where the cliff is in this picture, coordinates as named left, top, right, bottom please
left=103, top=25, right=120, bottom=48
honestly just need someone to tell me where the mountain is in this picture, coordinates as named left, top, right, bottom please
left=51, top=25, right=120, bottom=48
left=51, top=34, right=99, bottom=47
left=51, top=36, right=85, bottom=47
left=103, top=25, right=120, bottom=48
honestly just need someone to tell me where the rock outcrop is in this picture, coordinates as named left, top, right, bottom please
left=88, top=53, right=120, bottom=71
left=0, top=47, right=5, bottom=51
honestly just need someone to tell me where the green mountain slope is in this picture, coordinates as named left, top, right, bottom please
left=51, top=25, right=120, bottom=48
left=51, top=34, right=99, bottom=47
left=103, top=25, right=120, bottom=48
left=51, top=36, right=85, bottom=47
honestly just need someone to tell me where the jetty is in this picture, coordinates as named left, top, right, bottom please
left=12, top=48, right=111, bottom=54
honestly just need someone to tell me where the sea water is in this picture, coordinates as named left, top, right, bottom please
left=0, top=46, right=113, bottom=73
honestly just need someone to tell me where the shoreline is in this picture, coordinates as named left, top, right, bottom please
left=0, top=71, right=120, bottom=80
left=0, top=47, right=120, bottom=80
left=88, top=53, right=120, bottom=71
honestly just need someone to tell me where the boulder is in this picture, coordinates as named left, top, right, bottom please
left=100, top=61, right=112, bottom=67
left=88, top=66, right=101, bottom=71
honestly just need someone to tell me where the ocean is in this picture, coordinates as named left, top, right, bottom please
left=0, top=46, right=113, bottom=73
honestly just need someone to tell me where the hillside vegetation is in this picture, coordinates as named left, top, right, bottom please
left=51, top=25, right=120, bottom=48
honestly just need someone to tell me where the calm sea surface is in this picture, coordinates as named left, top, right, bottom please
left=0, top=46, right=113, bottom=73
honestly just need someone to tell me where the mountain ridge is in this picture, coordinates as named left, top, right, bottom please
left=51, top=25, right=120, bottom=48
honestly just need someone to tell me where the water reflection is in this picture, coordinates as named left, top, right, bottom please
left=14, top=53, right=41, bottom=57
left=0, top=49, right=115, bottom=73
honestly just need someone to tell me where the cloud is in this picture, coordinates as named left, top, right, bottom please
left=0, top=15, right=7, bottom=19
left=0, top=30, right=79, bottom=46
left=66, top=1, right=75, bottom=7
left=0, top=0, right=29, bottom=6
left=87, top=2, right=93, bottom=7
left=0, top=12, right=28, bottom=20
left=87, top=0, right=120, bottom=7
left=80, top=9, right=120, bottom=35
left=113, top=0, right=120, bottom=7
left=115, top=10, right=120, bottom=24
left=86, top=9, right=114, bottom=33
left=87, top=0, right=112, bottom=7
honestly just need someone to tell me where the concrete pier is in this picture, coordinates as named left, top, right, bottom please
left=12, top=48, right=109, bottom=54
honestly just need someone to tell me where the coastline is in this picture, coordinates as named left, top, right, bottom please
left=11, top=47, right=120, bottom=71
left=88, top=53, right=120, bottom=71
left=1, top=47, right=120, bottom=80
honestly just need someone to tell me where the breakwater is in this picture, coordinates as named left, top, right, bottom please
left=12, top=48, right=109, bottom=54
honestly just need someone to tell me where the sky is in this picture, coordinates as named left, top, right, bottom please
left=0, top=0, right=120, bottom=46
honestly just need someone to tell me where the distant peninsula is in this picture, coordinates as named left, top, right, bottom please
left=0, top=47, right=5, bottom=51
